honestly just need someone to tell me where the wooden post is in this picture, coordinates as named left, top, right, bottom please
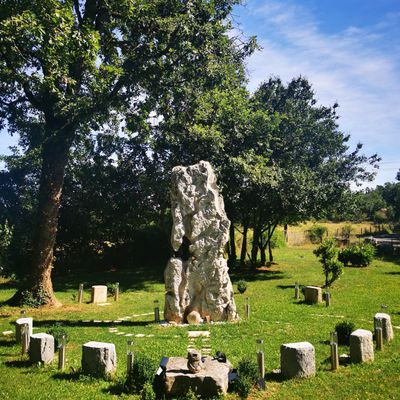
left=21, top=323, right=29, bottom=355
left=245, top=297, right=250, bottom=319
left=294, top=282, right=300, bottom=299
left=154, top=300, right=160, bottom=323
left=58, top=335, right=66, bottom=370
left=127, top=340, right=134, bottom=374
left=325, top=291, right=331, bottom=307
left=256, top=339, right=265, bottom=389
left=114, top=282, right=119, bottom=302
left=78, top=283, right=83, bottom=303
left=330, top=332, right=339, bottom=371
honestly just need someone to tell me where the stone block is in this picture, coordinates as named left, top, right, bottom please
left=304, top=286, right=322, bottom=304
left=374, top=313, right=394, bottom=341
left=82, top=341, right=116, bottom=377
left=29, top=333, right=54, bottom=364
left=91, top=285, right=108, bottom=303
left=15, top=317, right=33, bottom=344
left=280, top=342, right=315, bottom=379
left=350, top=329, right=374, bottom=363
left=164, top=356, right=232, bottom=396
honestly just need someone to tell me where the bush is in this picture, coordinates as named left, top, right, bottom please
left=307, top=224, right=328, bottom=244
left=140, top=382, right=156, bottom=400
left=341, top=224, right=353, bottom=243
left=339, top=243, right=375, bottom=267
left=46, top=323, right=68, bottom=349
left=107, top=282, right=118, bottom=297
left=269, top=230, right=286, bottom=249
left=232, top=357, right=259, bottom=398
left=19, top=285, right=49, bottom=308
left=335, top=320, right=355, bottom=345
left=125, top=354, right=158, bottom=394
left=237, top=280, right=247, bottom=294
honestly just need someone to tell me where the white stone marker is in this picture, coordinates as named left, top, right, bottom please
left=29, top=333, right=55, bottom=364
left=91, top=285, right=108, bottom=303
left=280, top=342, right=315, bottom=379
left=15, top=317, right=33, bottom=344
left=82, top=341, right=117, bottom=377
left=304, top=286, right=322, bottom=304
left=374, top=313, right=394, bottom=341
left=350, top=329, right=374, bottom=363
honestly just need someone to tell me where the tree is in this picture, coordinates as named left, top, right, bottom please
left=0, top=0, right=249, bottom=305
left=314, top=238, right=343, bottom=288
left=245, top=77, right=379, bottom=264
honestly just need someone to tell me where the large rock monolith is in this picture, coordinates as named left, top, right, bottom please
left=164, top=161, right=238, bottom=323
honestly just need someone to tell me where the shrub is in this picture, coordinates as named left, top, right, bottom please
left=307, top=224, right=328, bottom=244
left=341, top=224, right=353, bottom=243
left=335, top=320, right=355, bottom=345
left=0, top=220, right=13, bottom=277
left=125, top=354, right=158, bottom=394
left=339, top=243, right=376, bottom=267
left=237, top=280, right=247, bottom=294
left=140, top=382, right=156, bottom=400
left=232, top=357, right=259, bottom=398
left=20, top=285, right=49, bottom=308
left=107, top=282, right=118, bottom=297
left=314, top=238, right=343, bottom=288
left=269, top=230, right=286, bottom=249
left=46, top=323, right=68, bottom=349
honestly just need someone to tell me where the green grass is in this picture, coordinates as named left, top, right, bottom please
left=0, top=245, right=399, bottom=399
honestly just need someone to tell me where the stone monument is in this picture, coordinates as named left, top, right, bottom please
left=164, top=161, right=238, bottom=323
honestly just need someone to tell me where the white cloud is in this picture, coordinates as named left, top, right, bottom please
left=241, top=1, right=400, bottom=186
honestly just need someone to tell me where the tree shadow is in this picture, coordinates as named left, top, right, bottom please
left=276, top=284, right=294, bottom=290
left=5, top=359, right=32, bottom=368
left=383, top=271, right=400, bottom=275
left=32, top=319, right=152, bottom=328
left=231, top=270, right=286, bottom=283
left=52, top=370, right=83, bottom=381
left=265, top=370, right=285, bottom=382
left=0, top=339, right=16, bottom=347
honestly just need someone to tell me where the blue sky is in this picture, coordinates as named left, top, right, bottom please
left=1, top=1, right=399, bottom=187
left=234, top=0, right=400, bottom=187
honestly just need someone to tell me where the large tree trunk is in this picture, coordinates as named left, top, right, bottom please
left=251, top=224, right=260, bottom=268
left=9, top=125, right=74, bottom=306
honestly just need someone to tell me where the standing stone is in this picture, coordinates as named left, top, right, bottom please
left=350, top=329, right=374, bottom=363
left=280, top=342, right=315, bottom=379
left=82, top=341, right=117, bottom=377
left=91, top=285, right=108, bottom=303
left=304, top=286, right=322, bottom=304
left=164, top=161, right=238, bottom=323
left=374, top=313, right=394, bottom=341
left=15, top=317, right=33, bottom=344
left=29, top=333, right=54, bottom=364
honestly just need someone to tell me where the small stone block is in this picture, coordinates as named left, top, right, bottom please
left=29, top=333, right=54, bottom=364
left=15, top=317, right=33, bottom=344
left=304, top=286, right=322, bottom=304
left=82, top=341, right=117, bottom=377
left=374, top=313, right=394, bottom=341
left=91, top=285, right=108, bottom=303
left=350, top=329, right=374, bottom=363
left=280, top=342, right=315, bottom=379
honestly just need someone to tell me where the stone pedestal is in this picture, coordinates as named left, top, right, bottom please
left=304, top=286, right=322, bottom=304
left=374, top=313, right=394, bottom=341
left=82, top=341, right=116, bottom=377
left=91, top=285, right=108, bottom=303
left=29, top=333, right=54, bottom=364
left=164, top=356, right=232, bottom=396
left=280, top=342, right=315, bottom=379
left=350, top=329, right=374, bottom=363
left=15, top=317, right=33, bottom=344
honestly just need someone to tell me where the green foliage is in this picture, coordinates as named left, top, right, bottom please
left=46, top=323, right=68, bottom=349
left=307, top=224, right=328, bottom=244
left=232, top=357, right=259, bottom=399
left=335, top=320, right=356, bottom=346
left=140, top=382, right=156, bottom=400
left=341, top=224, right=353, bottom=242
left=107, top=283, right=118, bottom=297
left=314, top=238, right=343, bottom=288
left=0, top=220, right=13, bottom=276
left=179, top=388, right=198, bottom=400
left=270, top=230, right=286, bottom=249
left=237, top=280, right=247, bottom=294
left=19, top=285, right=49, bottom=308
left=125, top=354, right=158, bottom=394
left=338, top=243, right=376, bottom=267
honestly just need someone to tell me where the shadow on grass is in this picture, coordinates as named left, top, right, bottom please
left=231, top=270, right=286, bottom=283
left=104, top=382, right=125, bottom=396
left=52, top=370, right=83, bottom=382
left=384, top=271, right=400, bottom=275
left=5, top=359, right=32, bottom=368
left=32, top=319, right=152, bottom=328
left=276, top=284, right=294, bottom=290
left=265, top=370, right=285, bottom=383
left=0, top=339, right=16, bottom=347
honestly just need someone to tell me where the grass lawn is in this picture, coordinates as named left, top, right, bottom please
left=0, top=243, right=399, bottom=399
